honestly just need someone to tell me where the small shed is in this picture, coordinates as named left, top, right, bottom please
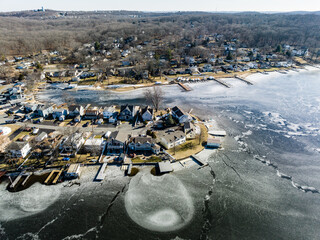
left=66, top=164, right=81, bottom=179
left=207, top=138, right=221, bottom=148
left=36, top=132, right=48, bottom=142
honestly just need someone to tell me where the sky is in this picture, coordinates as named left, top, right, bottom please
left=0, top=0, right=320, bottom=12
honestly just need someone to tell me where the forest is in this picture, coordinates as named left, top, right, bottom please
left=0, top=10, right=320, bottom=56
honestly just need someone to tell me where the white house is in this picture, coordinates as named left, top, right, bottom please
left=184, top=122, right=200, bottom=139
left=83, top=137, right=104, bottom=154
left=141, top=106, right=154, bottom=122
left=171, top=106, right=191, bottom=123
left=7, top=142, right=31, bottom=158
left=0, top=127, right=11, bottom=136
left=52, top=108, right=69, bottom=120
left=103, top=106, right=116, bottom=119
left=160, top=131, right=186, bottom=150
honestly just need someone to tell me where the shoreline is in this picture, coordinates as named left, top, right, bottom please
left=62, top=64, right=320, bottom=94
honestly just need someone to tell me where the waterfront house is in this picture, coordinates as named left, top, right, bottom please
left=59, top=133, right=85, bottom=155
left=83, top=137, right=104, bottom=154
left=102, top=106, right=116, bottom=119
left=106, top=131, right=128, bottom=154
left=128, top=136, right=160, bottom=154
left=84, top=107, right=100, bottom=120
left=52, top=108, right=69, bottom=120
left=160, top=131, right=186, bottom=150
left=68, top=105, right=84, bottom=117
left=7, top=142, right=31, bottom=158
left=140, top=106, right=154, bottom=122
left=118, top=105, right=139, bottom=121
left=171, top=106, right=190, bottom=123
left=184, top=122, right=200, bottom=139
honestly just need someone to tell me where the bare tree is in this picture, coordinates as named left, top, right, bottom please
left=143, top=86, right=164, bottom=111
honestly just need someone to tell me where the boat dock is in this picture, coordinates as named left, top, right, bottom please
left=191, top=155, right=208, bottom=167
left=21, top=174, right=32, bottom=186
left=235, top=76, right=253, bottom=85
left=178, top=82, right=192, bottom=91
left=96, top=163, right=108, bottom=181
left=10, top=173, right=23, bottom=188
left=213, top=78, right=231, bottom=88
left=44, top=170, right=62, bottom=185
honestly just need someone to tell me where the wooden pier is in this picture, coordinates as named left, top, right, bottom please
left=44, top=170, right=62, bottom=185
left=235, top=76, right=253, bottom=85
left=212, top=78, right=231, bottom=88
left=191, top=155, right=208, bottom=167
left=178, top=82, right=192, bottom=91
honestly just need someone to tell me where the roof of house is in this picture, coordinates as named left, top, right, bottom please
left=37, top=132, right=48, bottom=139
left=103, top=106, right=115, bottom=112
left=161, top=130, right=186, bottom=143
left=130, top=136, right=154, bottom=144
left=141, top=106, right=154, bottom=115
left=120, top=104, right=134, bottom=113
left=172, top=106, right=185, bottom=118
left=68, top=104, right=82, bottom=112
left=109, top=131, right=128, bottom=143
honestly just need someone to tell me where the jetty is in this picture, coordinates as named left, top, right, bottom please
left=21, top=174, right=32, bottom=186
left=10, top=173, right=23, bottom=188
left=235, top=76, right=253, bottom=85
left=178, top=82, right=192, bottom=91
left=212, top=78, right=231, bottom=88
left=96, top=163, right=108, bottom=181
left=191, top=155, right=208, bottom=167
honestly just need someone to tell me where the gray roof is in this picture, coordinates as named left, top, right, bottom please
left=161, top=130, right=186, bottom=143
left=7, top=141, right=28, bottom=150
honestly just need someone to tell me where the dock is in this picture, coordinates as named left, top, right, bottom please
left=21, top=174, right=32, bottom=186
left=96, top=163, right=108, bottom=181
left=235, top=76, right=253, bottom=85
left=178, top=82, right=192, bottom=91
left=10, top=173, right=23, bottom=188
left=191, top=155, right=208, bottom=167
left=212, top=78, right=231, bottom=88
left=44, top=170, right=62, bottom=185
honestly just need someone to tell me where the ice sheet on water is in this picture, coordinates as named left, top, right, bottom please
left=124, top=170, right=194, bottom=232
left=0, top=182, right=62, bottom=221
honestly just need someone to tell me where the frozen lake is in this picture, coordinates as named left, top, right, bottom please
left=2, top=67, right=320, bottom=239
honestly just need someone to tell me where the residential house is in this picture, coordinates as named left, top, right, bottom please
left=24, top=103, right=38, bottom=113
left=140, top=106, right=154, bottom=122
left=35, top=132, right=48, bottom=142
left=160, top=131, right=186, bottom=150
left=84, top=107, right=100, bottom=120
left=118, top=105, right=139, bottom=121
left=83, top=137, right=104, bottom=154
left=59, top=133, right=85, bottom=155
left=7, top=142, right=31, bottom=158
left=52, top=108, right=69, bottom=121
left=171, top=106, right=190, bottom=123
left=35, top=104, right=54, bottom=118
left=68, top=105, right=84, bottom=117
left=102, top=106, right=116, bottom=119
left=106, top=131, right=128, bottom=154
left=128, top=136, right=160, bottom=154
left=184, top=122, right=200, bottom=139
